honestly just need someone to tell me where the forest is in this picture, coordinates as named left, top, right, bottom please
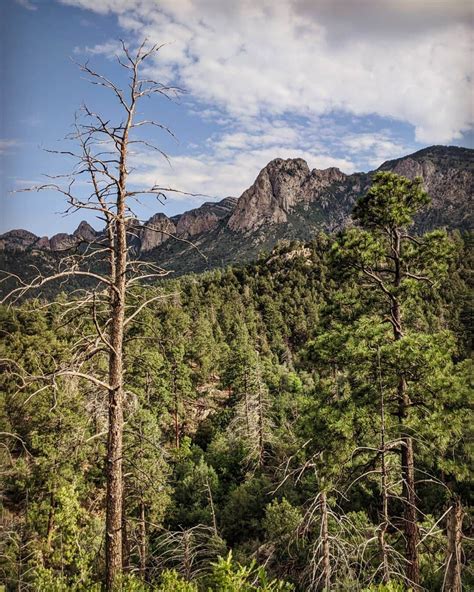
left=1, top=184, right=472, bottom=590
left=1, top=42, right=472, bottom=592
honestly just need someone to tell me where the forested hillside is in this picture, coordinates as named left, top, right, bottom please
left=1, top=173, right=472, bottom=590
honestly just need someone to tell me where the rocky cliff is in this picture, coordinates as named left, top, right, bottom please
left=378, top=146, right=473, bottom=231
left=0, top=198, right=238, bottom=255
left=176, top=197, right=237, bottom=238
left=138, top=213, right=176, bottom=252
left=0, top=221, right=99, bottom=252
left=227, top=146, right=472, bottom=236
left=227, top=159, right=350, bottom=233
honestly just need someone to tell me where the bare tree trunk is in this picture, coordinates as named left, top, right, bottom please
left=401, top=424, right=419, bottom=587
left=206, top=477, right=218, bottom=537
left=320, top=491, right=331, bottom=591
left=45, top=490, right=55, bottom=553
left=174, top=375, right=180, bottom=449
left=257, top=373, right=265, bottom=469
left=1, top=41, right=179, bottom=591
left=139, top=500, right=147, bottom=579
left=106, top=256, right=125, bottom=589
left=377, top=348, right=390, bottom=583
left=105, top=113, right=129, bottom=588
left=445, top=498, right=463, bottom=592
left=392, top=230, right=420, bottom=588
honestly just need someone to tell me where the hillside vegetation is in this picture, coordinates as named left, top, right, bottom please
left=1, top=176, right=472, bottom=590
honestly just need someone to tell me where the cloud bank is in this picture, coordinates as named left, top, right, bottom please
left=63, top=0, right=473, bottom=144
left=58, top=0, right=472, bottom=202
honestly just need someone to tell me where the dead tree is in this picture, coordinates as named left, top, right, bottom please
left=228, top=352, right=273, bottom=470
left=376, top=346, right=390, bottom=583
left=1, top=40, right=185, bottom=590
left=444, top=497, right=464, bottom=592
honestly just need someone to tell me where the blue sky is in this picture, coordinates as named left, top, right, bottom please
left=1, top=0, right=473, bottom=236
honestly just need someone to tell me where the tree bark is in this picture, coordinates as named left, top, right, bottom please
left=45, top=490, right=55, bottom=553
left=139, top=500, right=147, bottom=579
left=206, top=478, right=218, bottom=537
left=105, top=234, right=126, bottom=590
left=377, top=349, right=390, bottom=583
left=392, top=230, right=420, bottom=588
left=445, top=498, right=463, bottom=592
left=320, top=491, right=331, bottom=591
left=173, top=370, right=180, bottom=449
left=105, top=113, right=130, bottom=588
left=257, top=372, right=265, bottom=469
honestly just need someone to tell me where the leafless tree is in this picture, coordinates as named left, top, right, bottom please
left=227, top=353, right=273, bottom=471
left=150, top=524, right=225, bottom=582
left=444, top=497, right=464, bottom=592
left=1, top=40, right=187, bottom=590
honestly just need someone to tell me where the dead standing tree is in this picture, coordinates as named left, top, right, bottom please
left=2, top=40, right=183, bottom=590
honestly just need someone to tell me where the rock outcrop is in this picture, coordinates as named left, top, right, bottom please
left=176, top=197, right=237, bottom=238
left=139, top=213, right=176, bottom=252
left=228, top=158, right=310, bottom=232
left=378, top=146, right=473, bottom=231
left=73, top=221, right=97, bottom=243
left=0, top=229, right=41, bottom=251
left=227, top=158, right=352, bottom=233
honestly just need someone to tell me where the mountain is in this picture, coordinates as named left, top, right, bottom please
left=145, top=145, right=472, bottom=274
left=174, top=197, right=238, bottom=238
left=1, top=145, right=472, bottom=276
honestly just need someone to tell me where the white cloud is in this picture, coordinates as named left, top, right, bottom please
left=56, top=0, right=472, bottom=212
left=129, top=148, right=355, bottom=207
left=0, top=139, right=20, bottom=154
left=15, top=0, right=38, bottom=10
left=127, top=119, right=357, bottom=205
left=61, top=0, right=473, bottom=144
left=341, top=132, right=411, bottom=167
left=74, top=40, right=123, bottom=57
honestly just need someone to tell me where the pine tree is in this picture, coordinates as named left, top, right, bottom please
left=338, top=171, right=454, bottom=587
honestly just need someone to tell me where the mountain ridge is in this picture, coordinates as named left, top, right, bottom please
left=1, top=145, right=472, bottom=276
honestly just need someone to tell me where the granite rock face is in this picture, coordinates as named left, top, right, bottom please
left=139, top=213, right=176, bottom=252
left=378, top=146, right=473, bottom=231
left=227, top=158, right=353, bottom=233
left=0, top=221, right=99, bottom=253
left=176, top=197, right=237, bottom=238
left=49, top=233, right=79, bottom=251
left=228, top=146, right=472, bottom=235
left=73, top=221, right=97, bottom=243
left=228, top=158, right=311, bottom=232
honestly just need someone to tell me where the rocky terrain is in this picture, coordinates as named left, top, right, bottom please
left=1, top=145, right=472, bottom=276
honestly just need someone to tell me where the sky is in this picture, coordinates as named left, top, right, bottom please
left=1, top=0, right=473, bottom=236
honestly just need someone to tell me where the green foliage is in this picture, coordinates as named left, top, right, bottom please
left=207, top=552, right=294, bottom=591
left=362, top=583, right=410, bottom=592
left=1, top=181, right=471, bottom=590
left=263, top=498, right=302, bottom=544
left=354, top=171, right=429, bottom=230
left=157, top=570, right=198, bottom=591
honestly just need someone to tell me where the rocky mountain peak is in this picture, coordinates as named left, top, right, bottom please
left=378, top=145, right=473, bottom=231
left=0, top=229, right=40, bottom=251
left=0, top=145, right=471, bottom=266
left=73, top=221, right=97, bottom=242
left=139, top=213, right=176, bottom=253
left=228, top=158, right=310, bottom=233
left=227, top=158, right=349, bottom=233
